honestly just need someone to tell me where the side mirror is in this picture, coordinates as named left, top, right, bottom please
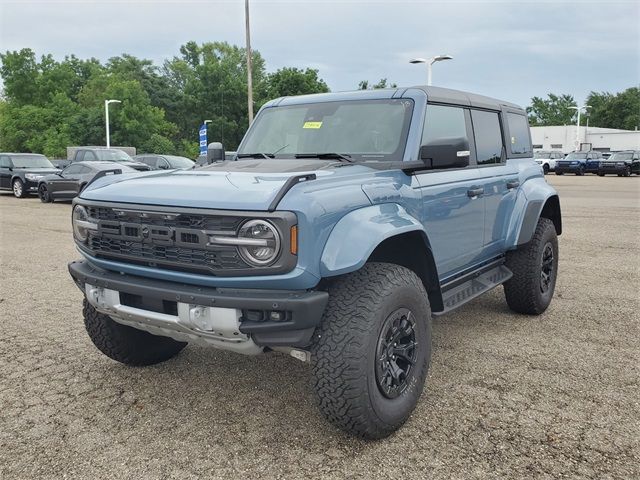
left=207, top=142, right=225, bottom=163
left=419, top=136, right=470, bottom=170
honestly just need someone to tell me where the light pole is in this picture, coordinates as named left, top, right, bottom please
left=245, top=0, right=254, bottom=123
left=569, top=105, right=590, bottom=151
left=410, top=55, right=453, bottom=86
left=104, top=99, right=121, bottom=148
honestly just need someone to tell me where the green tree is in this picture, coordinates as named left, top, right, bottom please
left=526, top=93, right=577, bottom=126
left=358, top=78, right=397, bottom=90
left=261, top=67, right=329, bottom=100
left=587, top=88, right=640, bottom=130
left=164, top=41, right=267, bottom=150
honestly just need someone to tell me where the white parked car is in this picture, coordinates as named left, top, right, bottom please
left=534, top=150, right=564, bottom=174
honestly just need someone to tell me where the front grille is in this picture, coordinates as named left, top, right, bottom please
left=85, top=205, right=251, bottom=274
left=88, top=236, right=247, bottom=271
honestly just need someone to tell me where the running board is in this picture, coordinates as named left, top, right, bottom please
left=434, top=265, right=513, bottom=316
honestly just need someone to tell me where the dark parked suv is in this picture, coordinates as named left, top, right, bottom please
left=0, top=153, right=59, bottom=197
left=555, top=151, right=603, bottom=175
left=597, top=151, right=640, bottom=177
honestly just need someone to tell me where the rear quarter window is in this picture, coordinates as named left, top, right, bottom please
left=506, top=112, right=532, bottom=156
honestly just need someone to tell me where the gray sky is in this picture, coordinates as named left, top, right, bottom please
left=1, top=0, right=638, bottom=107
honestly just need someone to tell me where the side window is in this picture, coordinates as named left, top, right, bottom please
left=586, top=153, right=593, bottom=160
left=75, top=151, right=85, bottom=162
left=422, top=104, right=468, bottom=146
left=158, top=158, right=170, bottom=169
left=506, top=112, right=532, bottom=155
left=64, top=164, right=83, bottom=175
left=0, top=156, right=11, bottom=168
left=471, top=110, right=503, bottom=165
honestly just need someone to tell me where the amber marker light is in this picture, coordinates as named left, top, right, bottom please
left=290, top=225, right=298, bottom=255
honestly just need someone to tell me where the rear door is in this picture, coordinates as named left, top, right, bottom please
left=0, top=155, right=12, bottom=188
left=414, top=103, right=485, bottom=279
left=476, top=109, right=523, bottom=258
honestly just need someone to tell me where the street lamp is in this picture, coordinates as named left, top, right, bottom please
left=410, top=55, right=453, bottom=86
left=104, top=99, right=121, bottom=148
left=569, top=105, right=590, bottom=151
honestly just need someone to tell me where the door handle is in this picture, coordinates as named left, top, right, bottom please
left=467, top=187, right=484, bottom=198
left=506, top=179, right=520, bottom=189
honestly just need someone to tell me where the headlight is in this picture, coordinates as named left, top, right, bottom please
left=72, top=205, right=97, bottom=243
left=25, top=173, right=43, bottom=181
left=237, top=219, right=281, bottom=266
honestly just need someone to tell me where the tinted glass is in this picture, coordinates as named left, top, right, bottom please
left=239, top=99, right=414, bottom=161
left=471, top=110, right=503, bottom=165
left=506, top=112, right=531, bottom=155
left=11, top=155, right=55, bottom=168
left=64, top=164, right=84, bottom=174
left=534, top=151, right=551, bottom=159
left=609, top=152, right=633, bottom=161
left=0, top=156, right=10, bottom=168
left=422, top=104, right=467, bottom=145
left=164, top=156, right=195, bottom=168
left=94, top=149, right=133, bottom=161
left=565, top=153, right=587, bottom=160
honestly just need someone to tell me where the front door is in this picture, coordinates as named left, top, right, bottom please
left=414, top=103, right=485, bottom=279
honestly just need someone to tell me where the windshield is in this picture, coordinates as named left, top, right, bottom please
left=565, top=153, right=587, bottom=160
left=165, top=156, right=194, bottom=168
left=609, top=152, right=633, bottom=161
left=238, top=99, right=414, bottom=161
left=11, top=155, right=54, bottom=168
left=534, top=152, right=551, bottom=159
left=94, top=149, right=133, bottom=162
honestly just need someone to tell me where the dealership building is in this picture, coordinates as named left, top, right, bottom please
left=530, top=126, right=640, bottom=153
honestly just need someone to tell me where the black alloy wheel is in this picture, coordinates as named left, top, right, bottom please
left=375, top=308, right=418, bottom=399
left=540, top=242, right=555, bottom=294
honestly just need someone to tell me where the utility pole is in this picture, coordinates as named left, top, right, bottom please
left=245, top=0, right=254, bottom=123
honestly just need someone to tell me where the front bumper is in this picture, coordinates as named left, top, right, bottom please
left=598, top=164, right=626, bottom=174
left=25, top=179, right=40, bottom=192
left=555, top=164, right=581, bottom=173
left=69, top=260, right=328, bottom=349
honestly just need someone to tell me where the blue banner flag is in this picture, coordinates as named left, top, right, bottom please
left=199, top=124, right=208, bottom=155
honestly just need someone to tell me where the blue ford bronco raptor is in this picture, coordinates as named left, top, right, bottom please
left=68, top=86, right=561, bottom=439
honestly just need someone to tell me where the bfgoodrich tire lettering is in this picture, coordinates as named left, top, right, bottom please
left=83, top=300, right=187, bottom=366
left=504, top=218, right=558, bottom=315
left=310, top=263, right=431, bottom=439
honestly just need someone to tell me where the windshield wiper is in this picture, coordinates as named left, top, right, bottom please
left=237, top=152, right=275, bottom=159
left=294, top=153, right=354, bottom=163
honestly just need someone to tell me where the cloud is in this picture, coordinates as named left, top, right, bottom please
left=0, top=0, right=638, bottom=106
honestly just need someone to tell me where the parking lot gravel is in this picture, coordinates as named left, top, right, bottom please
left=1, top=175, right=638, bottom=479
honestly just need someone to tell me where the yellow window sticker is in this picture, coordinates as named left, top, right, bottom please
left=303, top=121, right=323, bottom=129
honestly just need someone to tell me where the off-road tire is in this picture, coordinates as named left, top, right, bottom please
left=83, top=300, right=187, bottom=366
left=543, top=164, right=549, bottom=175
left=504, top=218, right=558, bottom=315
left=576, top=165, right=585, bottom=176
left=38, top=184, right=52, bottom=203
left=310, top=263, right=431, bottom=439
left=12, top=178, right=26, bottom=198
left=624, top=166, right=631, bottom=177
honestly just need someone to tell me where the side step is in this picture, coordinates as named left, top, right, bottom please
left=434, top=265, right=513, bottom=316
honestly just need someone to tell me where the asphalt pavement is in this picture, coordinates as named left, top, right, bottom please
left=0, top=174, right=638, bottom=479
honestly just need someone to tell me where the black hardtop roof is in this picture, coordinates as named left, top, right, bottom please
left=413, top=86, right=523, bottom=111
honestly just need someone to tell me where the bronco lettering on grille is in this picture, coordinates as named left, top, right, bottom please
left=97, top=220, right=209, bottom=248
